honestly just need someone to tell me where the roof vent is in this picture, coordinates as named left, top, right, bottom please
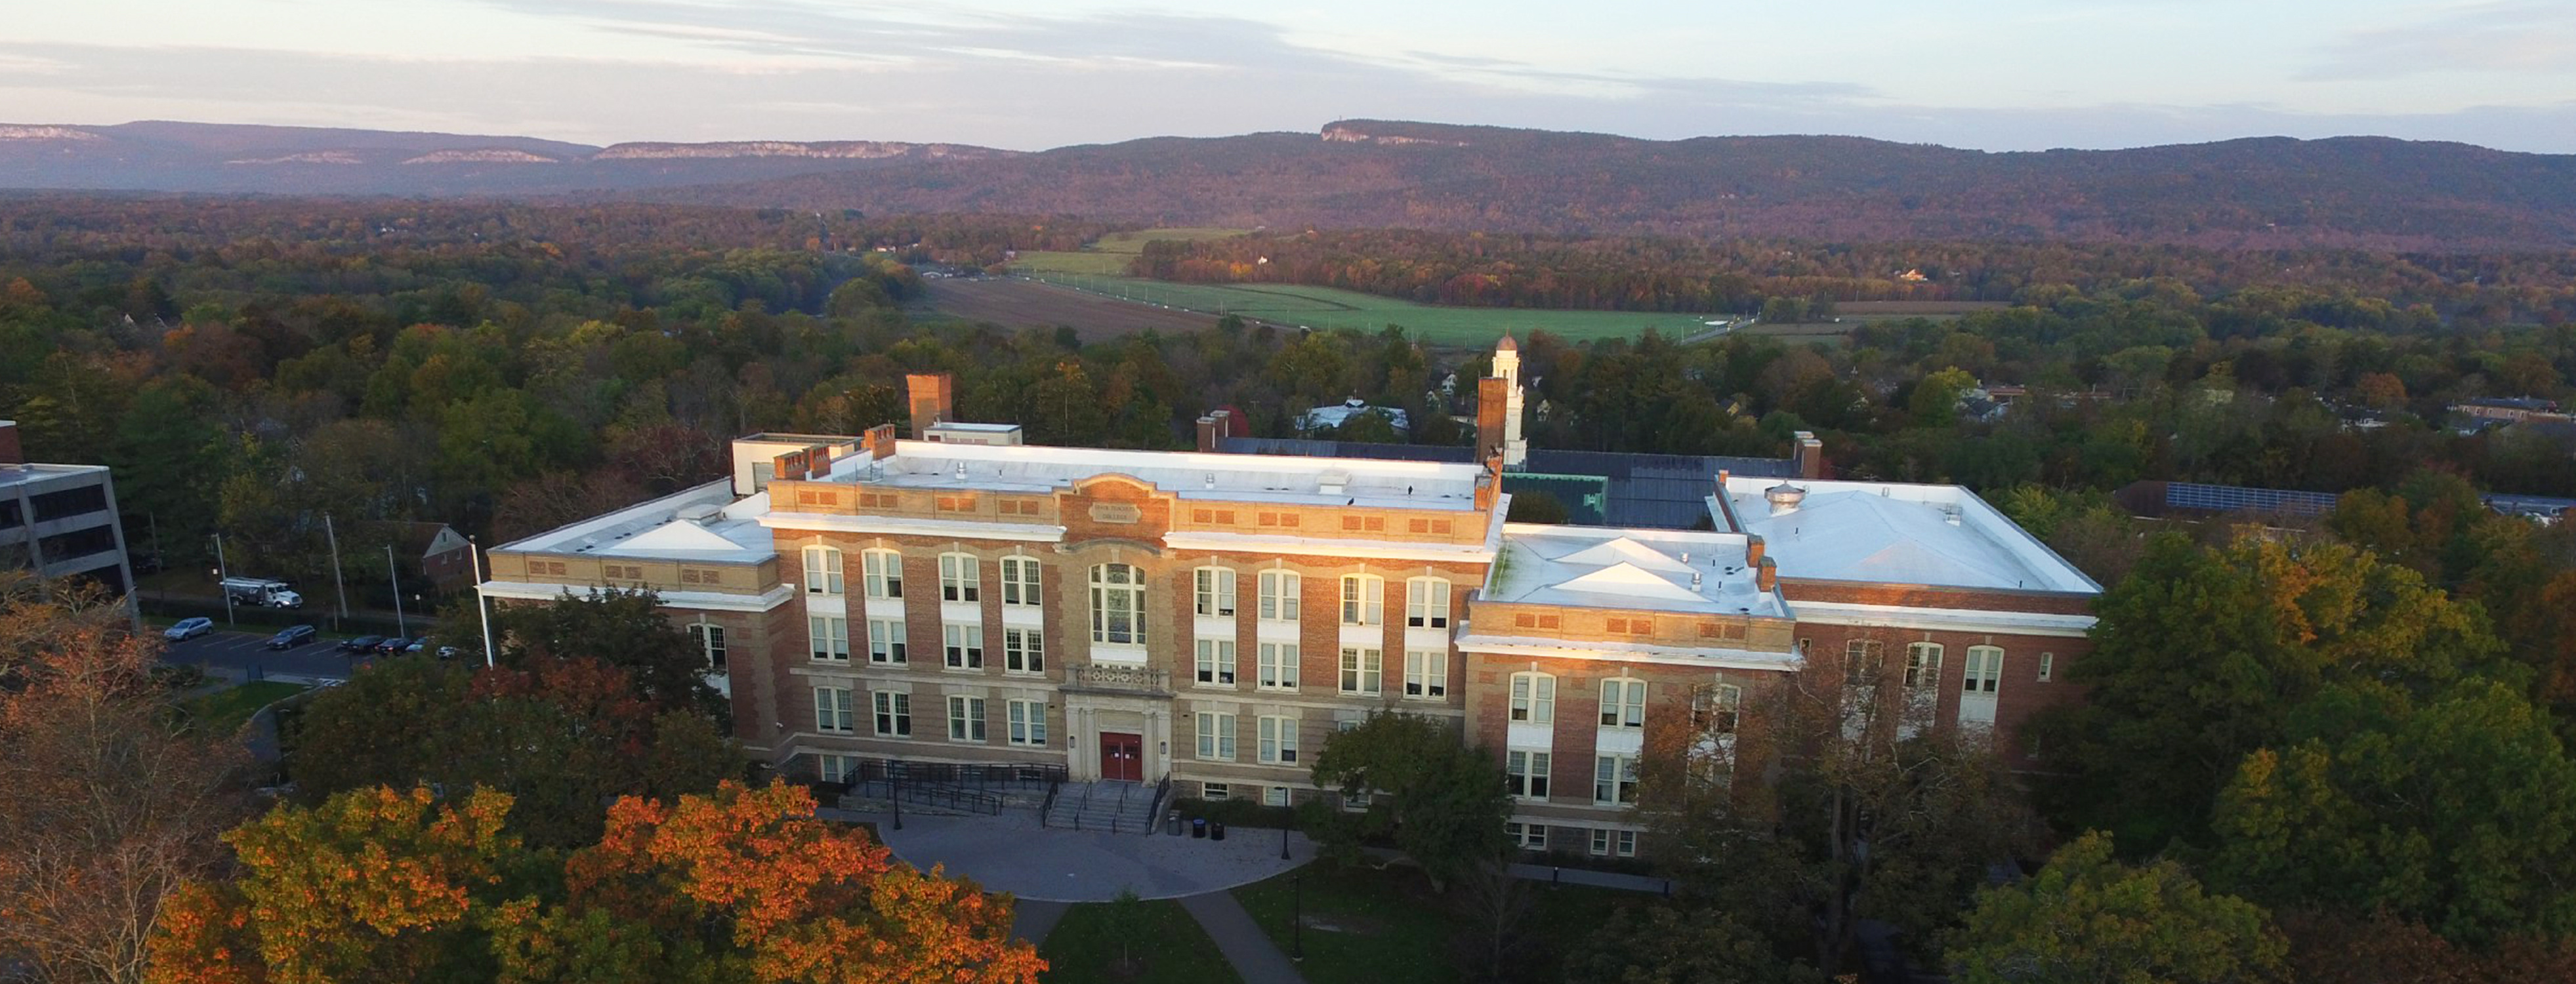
left=676, top=502, right=723, bottom=525
left=1318, top=469, right=1350, bottom=496
left=1764, top=482, right=1808, bottom=516
left=1205, top=472, right=1216, bottom=489
left=953, top=462, right=967, bottom=481
left=1690, top=572, right=1703, bottom=590
left=1942, top=506, right=1964, bottom=526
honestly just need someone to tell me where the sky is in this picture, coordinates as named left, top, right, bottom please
left=5, top=0, right=2574, bottom=153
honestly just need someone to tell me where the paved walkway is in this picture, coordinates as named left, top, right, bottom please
left=1178, top=891, right=1308, bottom=984
left=861, top=808, right=1319, bottom=902
left=1008, top=899, right=1070, bottom=948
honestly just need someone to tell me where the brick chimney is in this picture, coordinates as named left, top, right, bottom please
left=1745, top=534, right=1765, bottom=570
left=1195, top=408, right=1243, bottom=453
left=0, top=420, right=19, bottom=466
left=906, top=373, right=955, bottom=438
left=1791, top=430, right=1825, bottom=480
left=864, top=423, right=898, bottom=459
left=1475, top=377, right=1508, bottom=464
left=1756, top=556, right=1777, bottom=593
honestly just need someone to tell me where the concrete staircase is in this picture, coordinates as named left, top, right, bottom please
left=1043, top=781, right=1159, bottom=833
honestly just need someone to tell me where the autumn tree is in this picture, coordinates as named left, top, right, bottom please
left=1308, top=711, right=1510, bottom=891
left=0, top=577, right=251, bottom=984
left=289, top=655, right=740, bottom=848
left=2277, top=911, right=2576, bottom=984
left=1947, top=832, right=2289, bottom=984
left=150, top=782, right=1043, bottom=984
left=2211, top=680, right=2576, bottom=943
left=486, top=588, right=724, bottom=720
left=1565, top=905, right=1823, bottom=984
left=2031, top=534, right=2504, bottom=851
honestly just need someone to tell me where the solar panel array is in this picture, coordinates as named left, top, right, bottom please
left=2163, top=483, right=2340, bottom=516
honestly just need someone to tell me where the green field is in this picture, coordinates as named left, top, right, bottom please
left=1037, top=897, right=1240, bottom=984
left=1016, top=274, right=1730, bottom=348
left=1015, top=227, right=1252, bottom=277
left=182, top=680, right=308, bottom=736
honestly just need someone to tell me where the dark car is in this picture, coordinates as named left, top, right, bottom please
left=375, top=636, right=413, bottom=654
left=339, top=634, right=384, bottom=654
left=264, top=625, right=317, bottom=650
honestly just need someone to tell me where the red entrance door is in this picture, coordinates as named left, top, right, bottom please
left=1099, top=731, right=1144, bottom=782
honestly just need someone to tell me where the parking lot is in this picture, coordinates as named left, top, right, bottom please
left=161, top=626, right=379, bottom=683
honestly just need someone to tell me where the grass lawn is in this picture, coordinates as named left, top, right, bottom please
left=1232, top=862, right=1647, bottom=984
left=1037, top=897, right=1241, bottom=984
left=1011, top=274, right=1730, bottom=348
left=182, top=680, right=308, bottom=735
left=1016, top=227, right=1253, bottom=278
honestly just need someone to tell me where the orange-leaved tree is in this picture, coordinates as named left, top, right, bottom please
left=149, top=781, right=1042, bottom=984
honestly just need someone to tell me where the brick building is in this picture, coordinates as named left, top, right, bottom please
left=481, top=346, right=2098, bottom=857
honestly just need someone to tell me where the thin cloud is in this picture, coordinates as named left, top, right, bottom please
left=2303, top=1, right=2576, bottom=80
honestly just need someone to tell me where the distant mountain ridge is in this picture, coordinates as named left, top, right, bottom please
left=4, top=117, right=2572, bottom=249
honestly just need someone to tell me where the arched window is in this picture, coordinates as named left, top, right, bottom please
left=1258, top=571, right=1300, bottom=621
left=1090, top=563, right=1145, bottom=645
left=1405, top=577, right=1450, bottom=628
left=938, top=552, right=980, bottom=602
left=1195, top=567, right=1237, bottom=617
left=1340, top=574, right=1384, bottom=626
left=803, top=546, right=844, bottom=596
left=1599, top=678, right=1646, bottom=728
left=1905, top=642, right=1944, bottom=689
left=1509, top=671, right=1556, bottom=724
left=861, top=549, right=904, bottom=600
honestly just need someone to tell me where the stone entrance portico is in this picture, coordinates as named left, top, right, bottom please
left=1062, top=664, right=1174, bottom=782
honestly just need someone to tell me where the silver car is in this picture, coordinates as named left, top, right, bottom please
left=163, top=617, right=214, bottom=642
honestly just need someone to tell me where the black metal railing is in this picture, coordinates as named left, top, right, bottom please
left=1144, top=772, right=1174, bottom=836
left=1040, top=779, right=1063, bottom=829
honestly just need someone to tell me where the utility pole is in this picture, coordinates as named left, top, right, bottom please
left=211, top=533, right=234, bottom=626
left=470, top=535, right=495, bottom=668
left=386, top=543, right=406, bottom=638
left=323, top=512, right=348, bottom=626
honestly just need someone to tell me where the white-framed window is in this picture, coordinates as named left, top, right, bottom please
left=1846, top=639, right=1884, bottom=682
left=999, top=556, right=1042, bottom=607
left=1006, top=699, right=1047, bottom=747
left=1963, top=646, right=2003, bottom=695
left=867, top=619, right=906, bottom=664
left=1196, top=712, right=1237, bottom=761
left=1258, top=642, right=1299, bottom=691
left=1196, top=638, right=1237, bottom=686
left=1195, top=567, right=1237, bottom=617
left=1594, top=754, right=1640, bottom=806
left=1257, top=715, right=1298, bottom=764
left=1403, top=649, right=1447, bottom=699
left=1589, top=828, right=1638, bottom=857
left=1003, top=628, right=1044, bottom=673
left=1405, top=577, right=1450, bottom=628
left=1506, top=821, right=1547, bottom=851
left=809, top=616, right=850, bottom=662
left=1905, top=642, right=1943, bottom=689
left=2038, top=651, right=2054, bottom=682
left=814, top=686, right=854, bottom=733
left=1258, top=571, right=1301, bottom=621
left=1339, top=647, right=1382, bottom=696
left=1600, top=678, right=1646, bottom=728
left=804, top=546, right=844, bottom=596
left=943, top=623, right=984, bottom=669
left=938, top=553, right=980, bottom=602
left=862, top=549, right=904, bottom=600
left=1201, top=782, right=1231, bottom=801
left=1693, top=683, right=1743, bottom=735
left=1264, top=786, right=1291, bottom=808
left=1340, top=574, right=1383, bottom=626
left=946, top=696, right=986, bottom=742
left=1090, top=563, right=1144, bottom=645
left=689, top=623, right=727, bottom=672
left=873, top=691, right=910, bottom=736
left=816, top=753, right=857, bottom=784
left=1506, top=749, right=1551, bottom=799
left=1509, top=672, right=1556, bottom=723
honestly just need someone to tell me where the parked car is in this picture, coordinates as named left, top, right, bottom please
left=375, top=636, right=413, bottom=654
left=163, top=617, right=214, bottom=642
left=339, top=634, right=384, bottom=654
left=264, top=625, right=316, bottom=650
left=404, top=638, right=427, bottom=653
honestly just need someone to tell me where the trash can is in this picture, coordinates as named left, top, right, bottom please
left=1192, top=818, right=1208, bottom=838
left=1167, top=810, right=1182, bottom=836
left=1210, top=821, right=1226, bottom=841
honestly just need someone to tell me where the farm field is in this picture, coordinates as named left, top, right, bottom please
left=1012, top=272, right=1730, bottom=347
left=914, top=277, right=1234, bottom=340
left=1014, top=227, right=1251, bottom=277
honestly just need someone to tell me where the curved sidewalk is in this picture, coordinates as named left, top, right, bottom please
left=865, top=809, right=1318, bottom=903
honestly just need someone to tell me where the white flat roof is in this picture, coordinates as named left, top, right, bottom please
left=492, top=480, right=776, bottom=564
left=1721, top=477, right=2098, bottom=594
left=825, top=440, right=1484, bottom=510
left=0, top=462, right=111, bottom=490
left=1484, top=523, right=1787, bottom=618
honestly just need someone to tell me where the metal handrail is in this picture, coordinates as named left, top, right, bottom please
left=1040, top=779, right=1062, bottom=829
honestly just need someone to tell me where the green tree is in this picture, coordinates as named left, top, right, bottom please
left=1308, top=712, right=1509, bottom=891
left=1947, top=832, right=2288, bottom=984
left=1565, top=905, right=1821, bottom=984
left=2211, top=680, right=2576, bottom=944
left=2031, top=535, right=2504, bottom=851
left=1909, top=365, right=1978, bottom=422
left=487, top=588, right=724, bottom=720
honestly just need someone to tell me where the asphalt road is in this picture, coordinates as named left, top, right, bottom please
left=161, top=628, right=374, bottom=683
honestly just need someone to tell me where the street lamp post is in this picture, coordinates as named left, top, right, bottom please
left=386, top=544, right=406, bottom=638
left=211, top=533, right=234, bottom=626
